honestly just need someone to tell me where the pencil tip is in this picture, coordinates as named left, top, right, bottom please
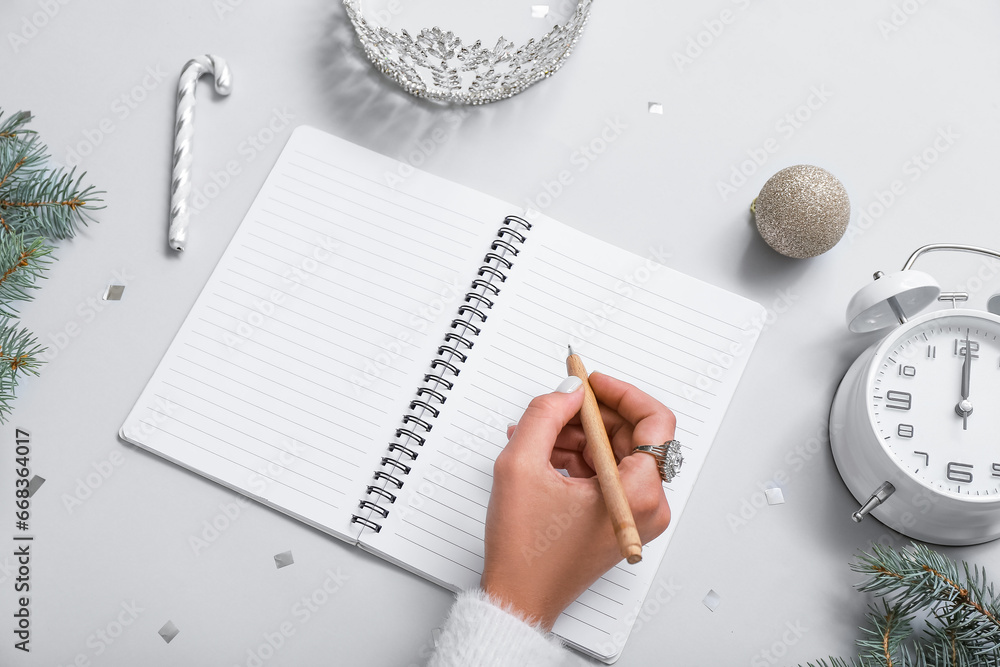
left=567, top=344, right=574, bottom=356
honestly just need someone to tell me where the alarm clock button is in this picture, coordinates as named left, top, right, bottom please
left=846, top=270, right=940, bottom=333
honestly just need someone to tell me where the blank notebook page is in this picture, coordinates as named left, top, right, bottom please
left=119, top=126, right=513, bottom=541
left=360, top=215, right=765, bottom=660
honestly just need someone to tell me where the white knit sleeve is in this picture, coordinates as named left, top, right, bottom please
left=427, top=589, right=584, bottom=667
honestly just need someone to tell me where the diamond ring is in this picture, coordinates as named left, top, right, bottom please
left=633, top=440, right=684, bottom=484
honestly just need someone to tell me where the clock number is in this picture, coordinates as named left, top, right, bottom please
left=927, top=345, right=937, bottom=359
left=897, top=424, right=914, bottom=438
left=946, top=462, right=974, bottom=484
left=954, top=339, right=980, bottom=358
left=993, top=463, right=1000, bottom=479
left=885, top=390, right=912, bottom=411
left=897, top=365, right=916, bottom=377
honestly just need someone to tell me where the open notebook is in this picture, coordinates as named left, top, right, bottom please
left=120, top=126, right=764, bottom=662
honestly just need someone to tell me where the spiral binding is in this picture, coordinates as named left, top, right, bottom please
left=351, top=215, right=531, bottom=534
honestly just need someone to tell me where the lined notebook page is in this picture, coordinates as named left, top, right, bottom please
left=120, top=126, right=511, bottom=541
left=361, top=216, right=764, bottom=661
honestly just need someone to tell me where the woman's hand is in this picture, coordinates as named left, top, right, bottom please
left=481, top=372, right=674, bottom=631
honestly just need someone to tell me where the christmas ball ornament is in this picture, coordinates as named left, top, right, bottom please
left=751, top=165, right=850, bottom=259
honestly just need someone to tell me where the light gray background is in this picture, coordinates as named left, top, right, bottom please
left=4, top=1, right=1000, bottom=665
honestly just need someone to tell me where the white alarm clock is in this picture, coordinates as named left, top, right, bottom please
left=830, top=243, right=1000, bottom=545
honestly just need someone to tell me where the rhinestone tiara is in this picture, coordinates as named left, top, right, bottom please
left=342, top=0, right=594, bottom=105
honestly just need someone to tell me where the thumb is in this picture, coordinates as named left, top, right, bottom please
left=504, top=377, right=585, bottom=466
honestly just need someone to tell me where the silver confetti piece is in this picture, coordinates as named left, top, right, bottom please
left=158, top=620, right=180, bottom=643
left=168, top=55, right=232, bottom=252
left=26, top=476, right=45, bottom=497
left=103, top=283, right=125, bottom=301
left=274, top=551, right=294, bottom=569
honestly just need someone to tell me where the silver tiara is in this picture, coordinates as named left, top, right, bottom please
left=343, top=0, right=594, bottom=105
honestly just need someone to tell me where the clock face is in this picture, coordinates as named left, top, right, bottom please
left=869, top=311, right=1000, bottom=499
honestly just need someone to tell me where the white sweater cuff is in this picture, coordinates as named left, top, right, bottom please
left=428, top=588, right=578, bottom=667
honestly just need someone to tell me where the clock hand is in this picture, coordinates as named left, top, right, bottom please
left=955, top=332, right=973, bottom=430
left=961, top=333, right=972, bottom=400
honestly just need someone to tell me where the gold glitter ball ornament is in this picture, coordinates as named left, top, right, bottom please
left=752, top=165, right=851, bottom=259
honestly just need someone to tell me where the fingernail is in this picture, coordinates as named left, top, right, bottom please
left=506, top=422, right=517, bottom=439
left=555, top=376, right=583, bottom=393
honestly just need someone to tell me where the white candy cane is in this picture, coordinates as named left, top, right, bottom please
left=168, top=55, right=232, bottom=251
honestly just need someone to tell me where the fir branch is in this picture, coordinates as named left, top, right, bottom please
left=0, top=108, right=95, bottom=423
left=856, top=601, right=912, bottom=666
left=853, top=542, right=1000, bottom=655
left=0, top=167, right=103, bottom=240
left=0, top=109, right=104, bottom=240
left=803, top=545, right=1000, bottom=667
left=0, top=132, right=47, bottom=195
left=0, top=372, right=18, bottom=424
left=799, top=656, right=891, bottom=667
left=0, top=319, right=44, bottom=422
left=0, top=319, right=43, bottom=379
left=0, top=110, right=34, bottom=140
left=0, top=234, right=53, bottom=317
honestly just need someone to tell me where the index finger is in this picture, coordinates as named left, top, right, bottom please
left=588, top=372, right=676, bottom=447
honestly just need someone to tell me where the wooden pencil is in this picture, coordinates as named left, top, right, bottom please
left=566, top=346, right=643, bottom=564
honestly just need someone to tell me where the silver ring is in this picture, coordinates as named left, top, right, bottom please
left=633, top=440, right=683, bottom=484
